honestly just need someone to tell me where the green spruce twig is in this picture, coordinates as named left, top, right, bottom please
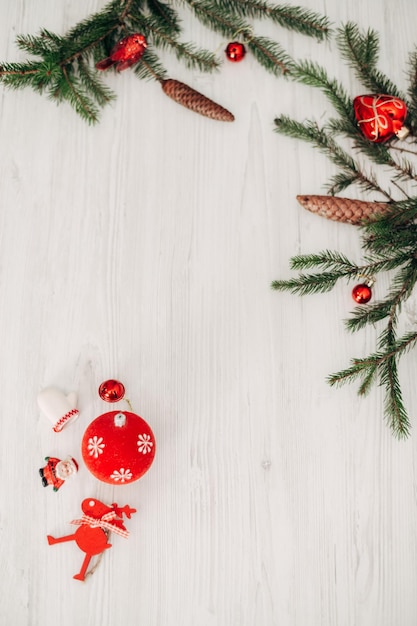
left=0, top=0, right=331, bottom=123
left=273, top=23, right=417, bottom=437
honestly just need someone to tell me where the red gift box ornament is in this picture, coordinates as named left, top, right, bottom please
left=353, top=94, right=409, bottom=143
left=82, top=381, right=155, bottom=484
left=47, top=498, right=136, bottom=581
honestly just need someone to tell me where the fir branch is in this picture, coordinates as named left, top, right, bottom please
left=247, top=36, right=293, bottom=75
left=145, top=0, right=182, bottom=34
left=276, top=113, right=417, bottom=198
left=272, top=249, right=416, bottom=301
left=328, top=350, right=411, bottom=437
left=273, top=116, right=355, bottom=169
left=219, top=0, right=332, bottom=40
left=336, top=22, right=406, bottom=99
left=338, top=259, right=417, bottom=337
left=326, top=118, right=416, bottom=187
left=284, top=57, right=413, bottom=186
left=323, top=117, right=403, bottom=183
left=387, top=260, right=417, bottom=305
left=144, top=21, right=219, bottom=72
left=353, top=134, right=417, bottom=183
left=326, top=172, right=364, bottom=195
left=272, top=271, right=343, bottom=295
left=0, top=62, right=51, bottom=89
left=184, top=1, right=253, bottom=40
left=134, top=49, right=167, bottom=80
left=323, top=261, right=417, bottom=436
left=362, top=223, right=417, bottom=255
left=184, top=1, right=294, bottom=73
left=16, top=30, right=63, bottom=56
left=289, top=60, right=354, bottom=121
left=55, top=66, right=101, bottom=124
left=394, top=330, right=417, bottom=356
left=1, top=0, right=330, bottom=120
left=327, top=358, right=374, bottom=388
left=381, top=357, right=410, bottom=437
left=357, top=363, right=378, bottom=396
left=328, top=328, right=417, bottom=380
left=274, top=116, right=392, bottom=199
left=64, top=0, right=123, bottom=42
left=0, top=60, right=62, bottom=93
left=336, top=21, right=379, bottom=74
left=287, top=54, right=417, bottom=185
left=390, top=143, right=417, bottom=158
left=345, top=301, right=393, bottom=332
left=358, top=255, right=409, bottom=275
left=77, top=57, right=116, bottom=107
left=378, top=321, right=410, bottom=437
left=406, top=48, right=417, bottom=129
left=362, top=197, right=417, bottom=228
left=288, top=250, right=356, bottom=272
left=272, top=19, right=417, bottom=437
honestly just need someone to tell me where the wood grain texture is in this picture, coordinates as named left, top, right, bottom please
left=0, top=1, right=417, bottom=625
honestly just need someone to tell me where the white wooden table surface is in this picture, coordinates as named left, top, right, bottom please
left=1, top=1, right=417, bottom=625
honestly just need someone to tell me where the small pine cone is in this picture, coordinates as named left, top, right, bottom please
left=296, top=195, right=389, bottom=225
left=161, top=79, right=234, bottom=122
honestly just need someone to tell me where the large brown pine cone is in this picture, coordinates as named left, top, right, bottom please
left=161, top=79, right=234, bottom=122
left=297, top=195, right=389, bottom=225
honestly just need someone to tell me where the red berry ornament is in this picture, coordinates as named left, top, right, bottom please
left=225, top=41, right=246, bottom=62
left=98, top=379, right=125, bottom=402
left=353, top=94, right=408, bottom=143
left=82, top=410, right=155, bottom=484
left=95, top=33, right=147, bottom=72
left=352, top=283, right=373, bottom=304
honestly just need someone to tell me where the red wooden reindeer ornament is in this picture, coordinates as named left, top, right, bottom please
left=47, top=498, right=136, bottom=581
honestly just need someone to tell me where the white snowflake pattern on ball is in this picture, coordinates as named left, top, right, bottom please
left=87, top=436, right=105, bottom=458
left=137, top=433, right=153, bottom=454
left=110, top=468, right=133, bottom=483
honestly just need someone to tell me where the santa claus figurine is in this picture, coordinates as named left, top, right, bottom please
left=39, top=456, right=78, bottom=492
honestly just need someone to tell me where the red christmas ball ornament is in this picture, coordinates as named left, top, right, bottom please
left=352, top=283, right=373, bottom=304
left=82, top=410, right=155, bottom=484
left=353, top=94, right=409, bottom=143
left=98, top=379, right=125, bottom=402
left=225, top=41, right=246, bottom=62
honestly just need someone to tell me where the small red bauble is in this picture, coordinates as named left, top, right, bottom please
left=98, top=379, right=125, bottom=402
left=353, top=94, right=408, bottom=143
left=225, top=41, right=246, bottom=62
left=352, top=283, right=372, bottom=304
left=82, top=410, right=155, bottom=484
